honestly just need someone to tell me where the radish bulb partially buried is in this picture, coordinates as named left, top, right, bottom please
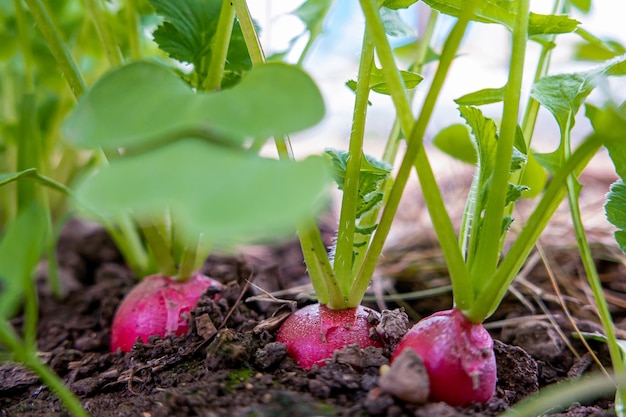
left=391, top=308, right=496, bottom=406
left=110, top=272, right=222, bottom=352
left=276, top=303, right=382, bottom=369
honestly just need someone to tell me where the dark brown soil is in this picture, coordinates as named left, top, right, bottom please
left=0, top=212, right=624, bottom=417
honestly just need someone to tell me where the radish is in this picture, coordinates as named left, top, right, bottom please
left=391, top=308, right=496, bottom=406
left=110, top=272, right=221, bottom=352
left=276, top=303, right=382, bottom=369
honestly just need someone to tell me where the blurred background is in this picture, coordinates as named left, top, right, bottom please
left=248, top=1, right=626, bottom=159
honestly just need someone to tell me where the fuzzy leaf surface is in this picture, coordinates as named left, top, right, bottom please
left=149, top=0, right=250, bottom=84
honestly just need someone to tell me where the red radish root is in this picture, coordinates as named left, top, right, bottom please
left=391, top=308, right=496, bottom=406
left=276, top=303, right=382, bottom=369
left=110, top=272, right=221, bottom=352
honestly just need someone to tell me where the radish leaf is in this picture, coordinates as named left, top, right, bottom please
left=64, top=61, right=325, bottom=152
left=74, top=139, right=331, bottom=246
left=346, top=67, right=422, bottom=96
left=422, top=0, right=579, bottom=36
left=149, top=0, right=251, bottom=86
left=432, top=124, right=476, bottom=164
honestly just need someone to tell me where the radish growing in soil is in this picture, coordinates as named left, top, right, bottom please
left=276, top=304, right=383, bottom=369
left=391, top=308, right=496, bottom=405
left=63, top=31, right=330, bottom=354
left=354, top=0, right=626, bottom=408
left=110, top=273, right=222, bottom=352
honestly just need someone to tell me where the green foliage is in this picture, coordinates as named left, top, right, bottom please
left=455, top=86, right=506, bottom=106
left=66, top=61, right=330, bottom=247
left=432, top=124, right=476, bottom=164
left=64, top=61, right=325, bottom=151
left=380, top=7, right=416, bottom=37
left=383, top=0, right=419, bottom=9
left=324, top=149, right=392, bottom=220
left=422, top=0, right=579, bottom=36
left=346, top=67, right=422, bottom=96
left=75, top=140, right=330, bottom=246
left=531, top=55, right=626, bottom=172
left=601, top=104, right=626, bottom=253
left=292, top=0, right=332, bottom=34
left=458, top=106, right=527, bottom=263
left=324, top=149, right=391, bottom=264
left=0, top=204, right=47, bottom=319
left=149, top=0, right=251, bottom=87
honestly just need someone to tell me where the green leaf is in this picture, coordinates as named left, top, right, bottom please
left=459, top=106, right=498, bottom=178
left=606, top=180, right=626, bottom=252
left=574, top=40, right=626, bottom=62
left=531, top=72, right=598, bottom=133
left=323, top=149, right=391, bottom=219
left=0, top=169, right=38, bottom=187
left=520, top=152, right=547, bottom=198
left=568, top=0, right=591, bottom=14
left=380, top=7, right=416, bottom=37
left=432, top=124, right=477, bottom=164
left=455, top=86, right=506, bottom=106
left=74, top=139, right=331, bottom=245
left=422, top=0, right=579, bottom=36
left=64, top=61, right=325, bottom=152
left=346, top=67, right=423, bottom=96
left=149, top=0, right=251, bottom=84
left=292, top=0, right=333, bottom=33
left=531, top=55, right=626, bottom=134
left=394, top=40, right=440, bottom=66
left=592, top=103, right=626, bottom=179
left=533, top=149, right=563, bottom=175
left=383, top=0, right=419, bottom=9
left=0, top=203, right=48, bottom=319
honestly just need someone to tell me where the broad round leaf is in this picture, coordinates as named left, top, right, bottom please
left=74, top=139, right=331, bottom=245
left=64, top=61, right=325, bottom=151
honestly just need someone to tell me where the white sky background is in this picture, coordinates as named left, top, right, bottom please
left=247, top=1, right=626, bottom=159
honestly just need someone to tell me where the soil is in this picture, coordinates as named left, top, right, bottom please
left=1, top=184, right=625, bottom=416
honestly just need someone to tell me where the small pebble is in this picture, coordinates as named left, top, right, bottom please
left=378, top=349, right=429, bottom=403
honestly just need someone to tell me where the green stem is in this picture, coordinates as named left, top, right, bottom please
left=203, top=0, right=235, bottom=91
left=295, top=1, right=333, bottom=67
left=562, top=117, right=626, bottom=412
left=350, top=0, right=476, bottom=309
left=124, top=0, right=141, bottom=60
left=111, top=215, right=153, bottom=277
left=141, top=216, right=177, bottom=278
left=84, top=0, right=123, bottom=67
left=469, top=0, right=529, bottom=285
left=333, top=31, right=374, bottom=300
left=232, top=0, right=339, bottom=306
left=177, top=236, right=199, bottom=281
left=231, top=0, right=265, bottom=66
left=0, top=322, right=88, bottom=417
left=23, top=0, right=86, bottom=98
left=467, top=134, right=603, bottom=322
left=298, top=220, right=343, bottom=307
left=13, top=0, right=34, bottom=91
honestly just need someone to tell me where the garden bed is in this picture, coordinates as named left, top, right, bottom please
left=1, top=198, right=623, bottom=417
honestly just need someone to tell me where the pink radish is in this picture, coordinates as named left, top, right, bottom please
left=391, top=308, right=496, bottom=405
left=276, top=303, right=382, bottom=369
left=110, top=272, right=221, bottom=352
